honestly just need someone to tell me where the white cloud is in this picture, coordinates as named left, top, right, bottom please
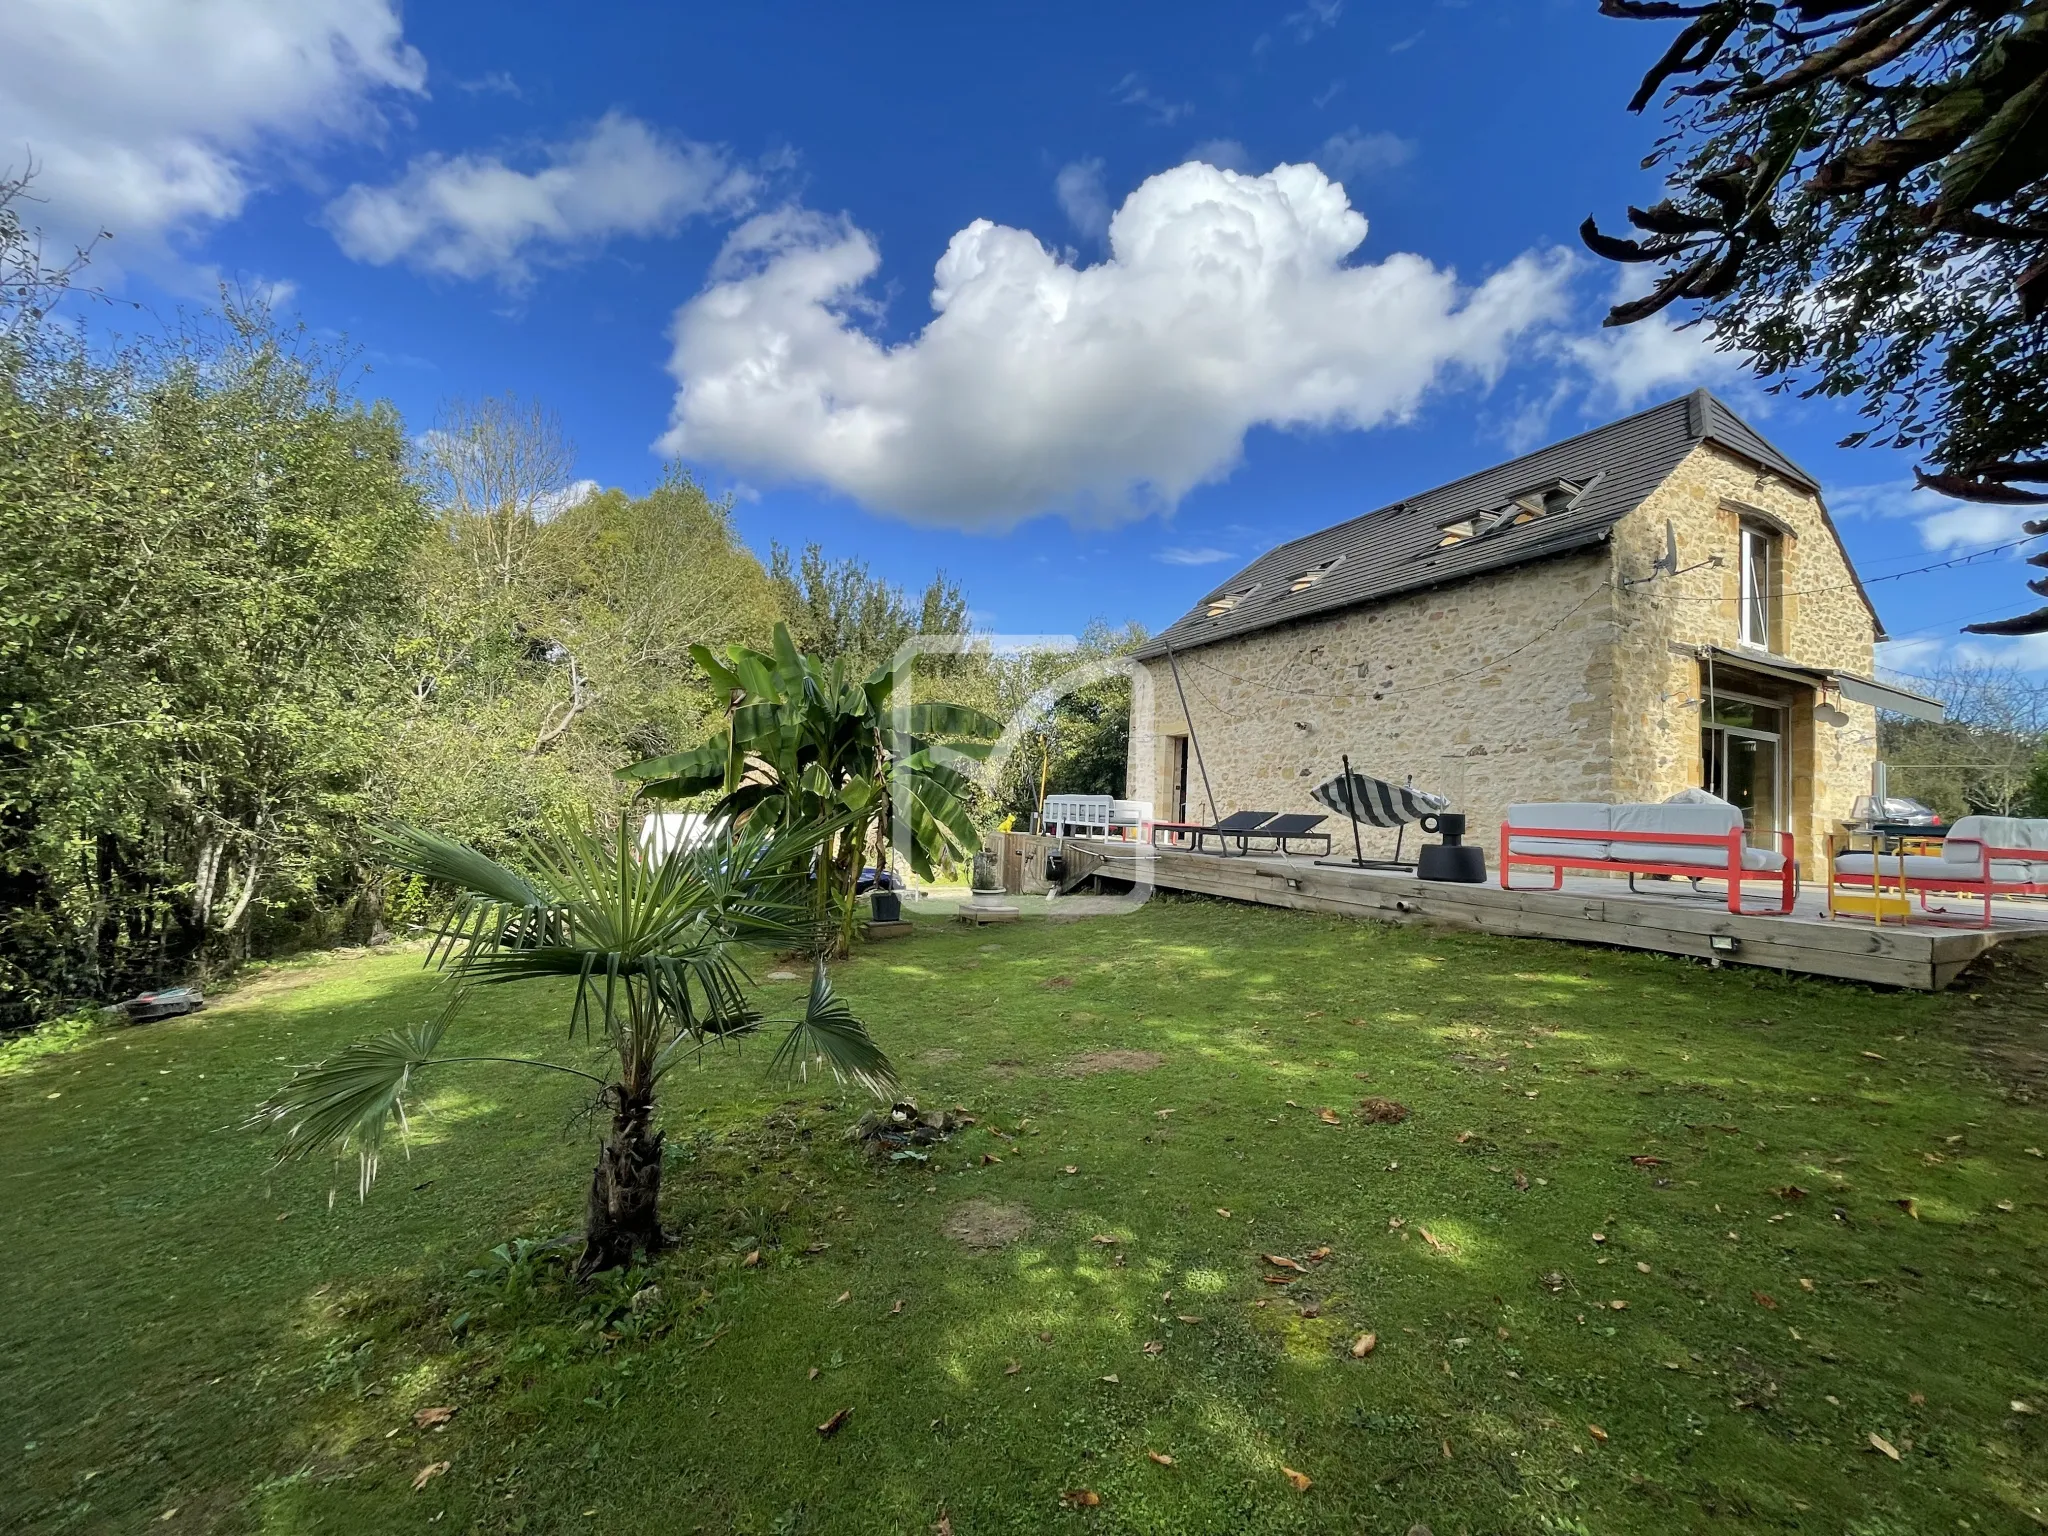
left=1115, top=74, right=1192, bottom=126
left=659, top=161, right=1573, bottom=531
left=1157, top=546, right=1237, bottom=566
left=1318, top=128, right=1416, bottom=182
left=1055, top=158, right=1110, bottom=240
left=1186, top=138, right=1255, bottom=173
left=325, top=112, right=753, bottom=285
left=0, top=0, right=424, bottom=261
left=1562, top=271, right=1753, bottom=413
left=1285, top=0, right=1344, bottom=41
left=1831, top=478, right=2039, bottom=553
left=537, top=478, right=602, bottom=518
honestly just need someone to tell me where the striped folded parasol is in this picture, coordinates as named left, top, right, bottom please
left=1312, top=769, right=1450, bottom=828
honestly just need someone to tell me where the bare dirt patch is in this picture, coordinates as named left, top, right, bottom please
left=1042, top=975, right=1074, bottom=989
left=1057, top=1049, right=1165, bottom=1077
left=941, top=1200, right=1034, bottom=1250
left=984, top=1058, right=1026, bottom=1078
left=919, top=1048, right=962, bottom=1066
left=1359, top=1097, right=1410, bottom=1124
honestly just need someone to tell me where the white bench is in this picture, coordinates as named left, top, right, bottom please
left=1501, top=801, right=1796, bottom=915
left=1832, top=814, right=2048, bottom=927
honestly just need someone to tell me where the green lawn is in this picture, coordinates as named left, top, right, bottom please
left=4, top=897, right=2046, bottom=1534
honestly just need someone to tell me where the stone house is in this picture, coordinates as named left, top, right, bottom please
left=1126, top=390, right=1942, bottom=867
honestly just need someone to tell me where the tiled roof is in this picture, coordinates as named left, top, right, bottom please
left=1136, top=390, right=1822, bottom=659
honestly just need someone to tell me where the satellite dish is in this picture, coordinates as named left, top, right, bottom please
left=1656, top=520, right=1678, bottom=577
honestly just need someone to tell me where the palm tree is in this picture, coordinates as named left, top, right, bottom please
left=253, top=815, right=895, bottom=1275
left=620, top=624, right=1001, bottom=954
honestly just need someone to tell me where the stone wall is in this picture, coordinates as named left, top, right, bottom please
left=1605, top=442, right=1879, bottom=862
left=1128, top=546, right=1616, bottom=863
left=1127, top=441, right=1880, bottom=869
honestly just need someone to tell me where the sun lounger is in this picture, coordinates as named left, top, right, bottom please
left=1244, top=812, right=1331, bottom=856
left=1149, top=810, right=1276, bottom=854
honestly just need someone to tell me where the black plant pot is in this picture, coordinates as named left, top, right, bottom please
left=870, top=890, right=903, bottom=923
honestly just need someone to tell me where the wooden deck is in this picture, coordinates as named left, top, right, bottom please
left=1012, top=833, right=2048, bottom=991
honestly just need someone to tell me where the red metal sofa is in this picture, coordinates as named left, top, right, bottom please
left=1830, top=814, right=2048, bottom=928
left=1500, top=801, right=1797, bottom=916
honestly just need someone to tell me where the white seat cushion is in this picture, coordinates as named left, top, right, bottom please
left=1741, top=846, right=1786, bottom=872
left=1611, top=803, right=1743, bottom=869
left=1508, top=803, right=1610, bottom=860
left=1836, top=853, right=1958, bottom=880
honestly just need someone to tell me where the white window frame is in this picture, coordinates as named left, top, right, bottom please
left=1737, top=523, right=1776, bottom=651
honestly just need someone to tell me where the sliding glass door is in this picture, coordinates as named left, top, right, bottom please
left=1701, top=694, right=1783, bottom=850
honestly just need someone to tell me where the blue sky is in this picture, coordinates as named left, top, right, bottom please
left=4, top=0, right=2037, bottom=672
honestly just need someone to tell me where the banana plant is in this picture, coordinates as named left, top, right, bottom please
left=252, top=814, right=894, bottom=1276
left=619, top=624, right=1001, bottom=952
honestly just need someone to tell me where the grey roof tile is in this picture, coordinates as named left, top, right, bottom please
left=1137, top=390, right=1817, bottom=659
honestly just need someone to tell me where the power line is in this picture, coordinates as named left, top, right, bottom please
left=1658, top=534, right=2038, bottom=603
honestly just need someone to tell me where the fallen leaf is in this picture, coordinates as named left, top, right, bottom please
left=1868, top=1432, right=1900, bottom=1461
left=804, top=1243, right=830, bottom=1255
left=1861, top=1051, right=1887, bottom=1061
left=411, top=1461, right=450, bottom=1491
left=1298, top=1302, right=1320, bottom=1319
left=817, top=1407, right=853, bottom=1438
left=1063, top=1165, right=1079, bottom=1176
left=1774, top=1185, right=1808, bottom=1200
left=1995, top=1199, right=2014, bottom=1212
left=1909, top=1392, right=1925, bottom=1406
left=1351, top=1332, right=1377, bottom=1357
left=1419, top=1228, right=1454, bottom=1255
left=1100, top=1374, right=1119, bottom=1384
left=1146, top=1450, right=1174, bottom=1466
left=1630, top=1155, right=1664, bottom=1167
left=2015, top=1400, right=2039, bottom=1415
left=1262, top=1274, right=1298, bottom=1285
left=1038, top=1330, right=1054, bottom=1342
left=889, top=1299, right=905, bottom=1316
left=1177, top=1314, right=1203, bottom=1324
left=743, top=1250, right=760, bottom=1268
left=1142, top=1340, right=1164, bottom=1356
left=1610, top=1300, right=1628, bottom=1311
left=1154, top=1108, right=1174, bottom=1118
left=1359, top=1096, right=1409, bottom=1123
left=1306, top=1246, right=1332, bottom=1262
left=1004, top=1360, right=1021, bottom=1375
left=1753, top=1291, right=1778, bottom=1310
left=808, top=1367, right=820, bottom=1380
left=1591, top=1232, right=1607, bottom=1244
left=1318, top=1107, right=1343, bottom=1126
left=413, top=1406, right=456, bottom=1429
left=834, top=1291, right=851, bottom=1305
left=934, top=1512, right=953, bottom=1536
left=1091, top=1234, right=1119, bottom=1245
left=1061, top=1489, right=1101, bottom=1508
left=1263, top=1253, right=1308, bottom=1272
left=1895, top=1198, right=1919, bottom=1219
left=1588, top=1424, right=1609, bottom=1444
left=1215, top=1208, right=1231, bottom=1218
left=1281, top=1466, right=1313, bottom=1492
left=980, top=1153, right=1001, bottom=1165
left=1636, top=1261, right=1651, bottom=1273
left=1456, top=1130, right=1474, bottom=1144
left=1512, top=1169, right=1530, bottom=1191
left=1799, top=1277, right=1814, bottom=1291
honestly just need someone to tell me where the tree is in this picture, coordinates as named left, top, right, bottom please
left=768, top=541, right=969, bottom=675
left=415, top=394, right=580, bottom=594
left=0, top=301, right=427, bottom=1022
left=374, top=462, right=782, bottom=853
left=1585, top=2, right=2048, bottom=631
left=619, top=625, right=1002, bottom=953
left=0, top=162, right=102, bottom=335
left=1879, top=659, right=2048, bottom=815
left=255, top=818, right=893, bottom=1273
left=988, top=623, right=1148, bottom=823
